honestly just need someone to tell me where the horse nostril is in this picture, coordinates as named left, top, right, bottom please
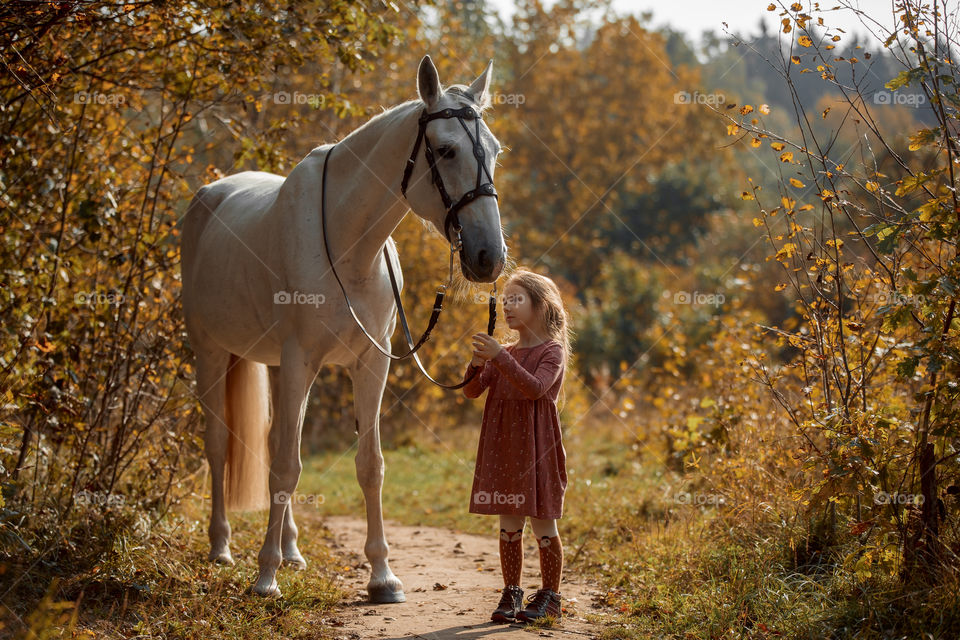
left=477, top=248, right=491, bottom=269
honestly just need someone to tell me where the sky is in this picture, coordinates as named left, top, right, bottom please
left=485, top=0, right=894, bottom=46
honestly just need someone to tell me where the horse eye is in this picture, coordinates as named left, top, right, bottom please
left=437, top=146, right=456, bottom=159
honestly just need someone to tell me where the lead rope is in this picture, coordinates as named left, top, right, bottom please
left=320, top=143, right=497, bottom=390
left=384, top=220, right=497, bottom=390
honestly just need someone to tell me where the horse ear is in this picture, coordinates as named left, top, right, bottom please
left=417, top=55, right=441, bottom=109
left=467, top=59, right=493, bottom=109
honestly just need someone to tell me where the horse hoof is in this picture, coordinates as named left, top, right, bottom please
left=368, top=582, right=406, bottom=603
left=282, top=554, right=307, bottom=571
left=250, top=581, right=281, bottom=598
left=209, top=549, right=234, bottom=565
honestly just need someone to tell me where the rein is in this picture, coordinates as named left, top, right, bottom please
left=319, top=102, right=499, bottom=390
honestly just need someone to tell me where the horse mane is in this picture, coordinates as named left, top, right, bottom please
left=353, top=83, right=491, bottom=140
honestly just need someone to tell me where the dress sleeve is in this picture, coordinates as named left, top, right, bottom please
left=462, top=360, right=495, bottom=398
left=490, top=342, right=563, bottom=400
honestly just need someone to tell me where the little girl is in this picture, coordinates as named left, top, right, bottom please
left=462, top=267, right=571, bottom=625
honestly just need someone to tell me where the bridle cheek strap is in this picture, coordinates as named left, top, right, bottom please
left=400, top=105, right=499, bottom=245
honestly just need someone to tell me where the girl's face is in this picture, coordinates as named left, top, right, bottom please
left=502, top=282, right=538, bottom=333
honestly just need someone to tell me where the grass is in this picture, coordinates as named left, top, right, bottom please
left=1, top=494, right=350, bottom=639
left=302, top=419, right=960, bottom=640
left=6, top=416, right=960, bottom=638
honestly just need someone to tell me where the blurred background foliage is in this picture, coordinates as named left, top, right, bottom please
left=2, top=0, right=959, bottom=636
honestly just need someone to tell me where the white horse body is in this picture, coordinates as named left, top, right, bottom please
left=182, top=159, right=401, bottom=368
left=180, top=56, right=505, bottom=600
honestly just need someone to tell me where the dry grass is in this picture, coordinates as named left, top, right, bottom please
left=1, top=493, right=347, bottom=639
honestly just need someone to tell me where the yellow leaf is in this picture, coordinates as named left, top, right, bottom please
left=741, top=191, right=755, bottom=200
left=789, top=178, right=805, bottom=188
left=798, top=204, right=814, bottom=211
left=759, top=103, right=770, bottom=114
left=751, top=137, right=762, bottom=148
left=775, top=243, right=798, bottom=260
left=740, top=105, right=754, bottom=115
left=727, top=123, right=741, bottom=136
left=753, top=217, right=763, bottom=226
left=917, top=199, right=942, bottom=221
left=775, top=283, right=788, bottom=291
left=780, top=151, right=794, bottom=162
left=798, top=35, right=813, bottom=47
left=791, top=55, right=801, bottom=64
left=767, top=2, right=776, bottom=9
left=771, top=142, right=785, bottom=151
left=865, top=181, right=879, bottom=192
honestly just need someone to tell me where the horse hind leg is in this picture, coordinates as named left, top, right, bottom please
left=281, top=502, right=307, bottom=570
left=252, top=343, right=316, bottom=597
left=194, top=342, right=234, bottom=565
left=271, top=365, right=307, bottom=571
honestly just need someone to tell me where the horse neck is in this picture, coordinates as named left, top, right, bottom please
left=324, top=102, right=421, bottom=278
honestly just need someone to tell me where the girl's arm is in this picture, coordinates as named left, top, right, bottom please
left=490, top=343, right=563, bottom=400
left=462, top=360, right=495, bottom=398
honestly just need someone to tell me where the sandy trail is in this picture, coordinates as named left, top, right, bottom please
left=316, top=515, right=612, bottom=639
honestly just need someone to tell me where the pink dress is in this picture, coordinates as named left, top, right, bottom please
left=462, top=339, right=567, bottom=519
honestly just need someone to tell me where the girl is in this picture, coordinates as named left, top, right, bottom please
left=462, top=268, right=572, bottom=625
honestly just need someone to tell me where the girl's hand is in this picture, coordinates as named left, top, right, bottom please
left=471, top=333, right=502, bottom=362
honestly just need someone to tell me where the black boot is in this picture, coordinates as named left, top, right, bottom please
left=517, top=588, right=561, bottom=623
left=491, top=584, right=524, bottom=623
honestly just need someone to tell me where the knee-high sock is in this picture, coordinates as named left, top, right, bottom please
left=537, top=534, right=563, bottom=592
left=499, top=528, right=523, bottom=587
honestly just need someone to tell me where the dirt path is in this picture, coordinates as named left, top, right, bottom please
left=316, top=515, right=612, bottom=639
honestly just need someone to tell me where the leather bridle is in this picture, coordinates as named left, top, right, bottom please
left=319, top=99, right=499, bottom=390
left=400, top=104, right=499, bottom=245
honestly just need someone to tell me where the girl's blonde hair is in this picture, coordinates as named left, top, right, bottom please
left=503, top=268, right=573, bottom=408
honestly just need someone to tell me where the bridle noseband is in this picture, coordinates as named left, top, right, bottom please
left=319, top=99, right=500, bottom=390
left=400, top=104, right=499, bottom=247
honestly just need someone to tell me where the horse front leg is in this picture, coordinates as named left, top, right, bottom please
left=351, top=346, right=405, bottom=603
left=252, top=343, right=315, bottom=597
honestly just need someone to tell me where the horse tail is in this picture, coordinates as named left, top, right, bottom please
left=224, top=354, right=272, bottom=511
